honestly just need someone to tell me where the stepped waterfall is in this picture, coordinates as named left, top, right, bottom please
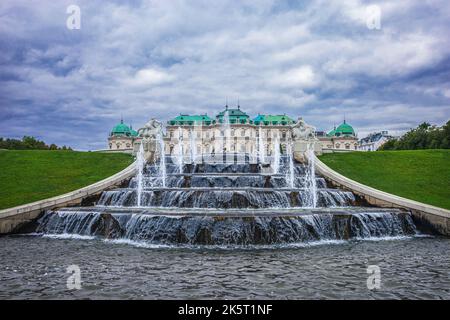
left=31, top=143, right=418, bottom=246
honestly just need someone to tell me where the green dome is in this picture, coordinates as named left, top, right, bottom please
left=130, top=129, right=138, bottom=137
left=335, top=121, right=355, bottom=136
left=327, top=128, right=336, bottom=137
left=111, top=120, right=131, bottom=136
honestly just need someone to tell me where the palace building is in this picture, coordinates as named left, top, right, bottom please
left=108, top=119, right=140, bottom=151
left=164, top=105, right=295, bottom=159
left=317, top=120, right=358, bottom=150
left=107, top=105, right=358, bottom=154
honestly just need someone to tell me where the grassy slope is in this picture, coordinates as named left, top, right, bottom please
left=0, top=150, right=133, bottom=210
left=319, top=150, right=450, bottom=210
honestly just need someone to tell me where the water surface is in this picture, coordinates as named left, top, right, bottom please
left=1, top=235, right=449, bottom=299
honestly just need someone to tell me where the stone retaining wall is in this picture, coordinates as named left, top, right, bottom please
left=312, top=155, right=450, bottom=236
left=0, top=162, right=136, bottom=235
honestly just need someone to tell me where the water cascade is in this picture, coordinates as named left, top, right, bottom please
left=136, top=143, right=145, bottom=207
left=286, top=143, right=295, bottom=189
left=258, top=127, right=265, bottom=163
left=306, top=143, right=318, bottom=208
left=273, top=135, right=280, bottom=174
left=189, top=127, right=197, bottom=164
left=177, top=127, right=183, bottom=173
left=221, top=110, right=231, bottom=161
left=156, top=132, right=166, bottom=188
left=30, top=130, right=421, bottom=246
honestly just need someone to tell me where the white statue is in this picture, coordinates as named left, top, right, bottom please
left=291, top=117, right=316, bottom=141
left=138, top=118, right=162, bottom=139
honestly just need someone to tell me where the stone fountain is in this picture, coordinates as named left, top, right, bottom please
left=30, top=117, right=418, bottom=246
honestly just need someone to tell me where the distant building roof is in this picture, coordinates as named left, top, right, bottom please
left=216, top=106, right=250, bottom=123
left=111, top=119, right=135, bottom=137
left=328, top=120, right=356, bottom=137
left=253, top=114, right=295, bottom=125
left=168, top=114, right=214, bottom=125
left=360, top=131, right=392, bottom=144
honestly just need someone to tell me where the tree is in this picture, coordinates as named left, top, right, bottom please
left=379, top=120, right=449, bottom=151
left=0, top=136, right=71, bottom=150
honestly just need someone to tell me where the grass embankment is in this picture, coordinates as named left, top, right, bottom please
left=0, top=150, right=133, bottom=210
left=319, top=150, right=450, bottom=210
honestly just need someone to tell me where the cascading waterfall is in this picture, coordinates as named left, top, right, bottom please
left=136, top=143, right=145, bottom=207
left=286, top=143, right=295, bottom=188
left=258, top=127, right=265, bottom=164
left=306, top=143, right=318, bottom=208
left=32, top=128, right=421, bottom=246
left=177, top=127, right=183, bottom=173
left=273, top=135, right=280, bottom=174
left=36, top=209, right=418, bottom=245
left=156, top=132, right=166, bottom=188
left=221, top=110, right=231, bottom=159
left=189, top=127, right=197, bottom=164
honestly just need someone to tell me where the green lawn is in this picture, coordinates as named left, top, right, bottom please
left=0, top=150, right=133, bottom=210
left=319, top=150, right=450, bottom=210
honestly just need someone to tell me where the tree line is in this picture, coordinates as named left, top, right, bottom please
left=380, top=120, right=450, bottom=150
left=0, top=136, right=72, bottom=150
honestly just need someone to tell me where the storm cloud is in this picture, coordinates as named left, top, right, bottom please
left=1, top=0, right=449, bottom=149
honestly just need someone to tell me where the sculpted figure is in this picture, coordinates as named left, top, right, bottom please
left=138, top=118, right=162, bottom=139
left=291, top=117, right=316, bottom=141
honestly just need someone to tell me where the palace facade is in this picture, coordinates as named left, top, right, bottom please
left=316, top=120, right=358, bottom=151
left=108, top=105, right=358, bottom=154
left=164, top=105, right=295, bottom=159
left=108, top=119, right=140, bottom=151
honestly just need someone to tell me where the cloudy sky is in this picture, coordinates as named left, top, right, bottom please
left=1, top=0, right=449, bottom=150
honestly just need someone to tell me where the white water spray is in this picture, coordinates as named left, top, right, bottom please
left=286, top=143, right=294, bottom=188
left=157, top=132, right=166, bottom=188
left=273, top=135, right=280, bottom=174
left=177, top=127, right=183, bottom=173
left=190, top=127, right=197, bottom=163
left=306, top=143, right=318, bottom=208
left=222, top=110, right=231, bottom=162
left=136, top=143, right=145, bottom=207
left=258, top=127, right=265, bottom=164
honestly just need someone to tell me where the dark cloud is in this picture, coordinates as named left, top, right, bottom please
left=0, top=0, right=449, bottom=149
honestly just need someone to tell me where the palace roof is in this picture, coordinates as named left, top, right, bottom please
left=168, top=114, right=214, bottom=125
left=253, top=114, right=295, bottom=125
left=111, top=119, right=138, bottom=137
left=327, top=120, right=356, bottom=137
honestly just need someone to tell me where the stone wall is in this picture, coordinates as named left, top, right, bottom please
left=0, top=163, right=136, bottom=235
left=310, top=154, right=450, bottom=236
